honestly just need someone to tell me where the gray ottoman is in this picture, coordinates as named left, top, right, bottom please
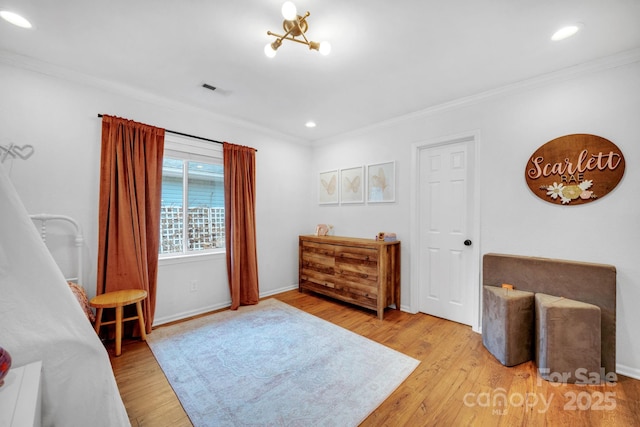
left=482, top=286, right=535, bottom=366
left=535, top=293, right=601, bottom=383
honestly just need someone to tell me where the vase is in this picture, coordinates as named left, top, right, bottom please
left=0, top=346, right=11, bottom=387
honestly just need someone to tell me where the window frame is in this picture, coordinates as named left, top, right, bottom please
left=159, top=135, right=225, bottom=260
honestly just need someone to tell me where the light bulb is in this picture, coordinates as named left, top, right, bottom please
left=264, top=43, right=277, bottom=58
left=551, top=25, right=580, bottom=41
left=281, top=2, right=297, bottom=21
left=0, top=10, right=32, bottom=28
left=319, top=41, right=331, bottom=56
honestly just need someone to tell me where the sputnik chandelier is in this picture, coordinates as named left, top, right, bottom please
left=265, top=1, right=331, bottom=57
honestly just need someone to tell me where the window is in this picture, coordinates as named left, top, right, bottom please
left=159, top=136, right=224, bottom=256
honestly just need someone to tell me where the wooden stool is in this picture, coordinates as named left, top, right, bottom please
left=90, top=289, right=148, bottom=356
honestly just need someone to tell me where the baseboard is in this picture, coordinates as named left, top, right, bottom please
left=616, top=363, right=640, bottom=380
left=153, top=285, right=299, bottom=327
left=153, top=302, right=231, bottom=326
left=400, top=304, right=413, bottom=313
left=261, top=284, right=299, bottom=298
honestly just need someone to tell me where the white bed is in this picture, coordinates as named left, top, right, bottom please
left=0, top=164, right=130, bottom=427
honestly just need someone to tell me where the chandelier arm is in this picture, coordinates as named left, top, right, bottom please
left=296, top=23, right=310, bottom=44
left=267, top=32, right=315, bottom=48
left=267, top=27, right=295, bottom=44
left=280, top=36, right=313, bottom=47
left=296, top=13, right=311, bottom=44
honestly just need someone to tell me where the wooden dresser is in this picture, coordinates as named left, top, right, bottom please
left=298, top=235, right=400, bottom=319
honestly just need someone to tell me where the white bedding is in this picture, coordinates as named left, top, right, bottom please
left=0, top=164, right=130, bottom=427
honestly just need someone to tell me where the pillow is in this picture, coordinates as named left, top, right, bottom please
left=67, top=282, right=96, bottom=323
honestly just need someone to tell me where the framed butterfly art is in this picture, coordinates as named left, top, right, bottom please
left=339, top=166, right=364, bottom=204
left=318, top=169, right=339, bottom=204
left=367, top=161, right=395, bottom=203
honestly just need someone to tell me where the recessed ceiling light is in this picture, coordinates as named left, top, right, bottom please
left=305, top=121, right=317, bottom=128
left=551, top=24, right=581, bottom=41
left=0, top=11, right=32, bottom=29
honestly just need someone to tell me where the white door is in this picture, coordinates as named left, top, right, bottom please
left=417, top=139, right=475, bottom=326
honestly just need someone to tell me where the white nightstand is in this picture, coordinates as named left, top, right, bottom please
left=0, top=360, right=42, bottom=427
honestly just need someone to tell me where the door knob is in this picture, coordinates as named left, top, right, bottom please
left=464, top=239, right=472, bottom=246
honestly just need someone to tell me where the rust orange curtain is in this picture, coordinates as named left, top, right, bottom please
left=96, top=115, right=165, bottom=333
left=223, top=142, right=259, bottom=309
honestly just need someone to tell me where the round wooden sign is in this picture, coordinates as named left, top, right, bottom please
left=525, top=134, right=625, bottom=205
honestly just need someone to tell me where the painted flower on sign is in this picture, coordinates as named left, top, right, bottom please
left=544, top=180, right=595, bottom=204
left=546, top=182, right=564, bottom=200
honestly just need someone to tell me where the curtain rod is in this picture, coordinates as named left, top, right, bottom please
left=97, top=114, right=224, bottom=145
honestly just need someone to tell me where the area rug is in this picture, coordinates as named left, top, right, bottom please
left=147, top=298, right=419, bottom=427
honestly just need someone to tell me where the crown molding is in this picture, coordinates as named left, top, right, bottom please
left=0, top=49, right=308, bottom=146
left=314, top=47, right=640, bottom=145
left=2, top=47, right=638, bottom=148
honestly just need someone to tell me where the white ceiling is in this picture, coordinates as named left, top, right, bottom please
left=1, top=0, right=639, bottom=143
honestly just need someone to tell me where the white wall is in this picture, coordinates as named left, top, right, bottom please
left=0, top=61, right=311, bottom=324
left=310, top=55, right=640, bottom=379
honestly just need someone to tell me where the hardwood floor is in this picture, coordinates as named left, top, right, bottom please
left=109, top=290, right=640, bottom=426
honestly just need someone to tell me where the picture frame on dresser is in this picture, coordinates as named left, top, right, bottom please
left=318, top=169, right=339, bottom=205
left=339, top=166, right=364, bottom=204
left=367, top=161, right=395, bottom=203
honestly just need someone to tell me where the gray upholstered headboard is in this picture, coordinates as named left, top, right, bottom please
left=482, top=253, right=616, bottom=374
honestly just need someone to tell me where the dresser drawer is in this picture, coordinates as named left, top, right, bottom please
left=335, top=245, right=377, bottom=262
left=301, top=240, right=335, bottom=256
left=300, top=269, right=335, bottom=289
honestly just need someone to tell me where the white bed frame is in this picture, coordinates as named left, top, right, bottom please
left=29, top=213, right=84, bottom=286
